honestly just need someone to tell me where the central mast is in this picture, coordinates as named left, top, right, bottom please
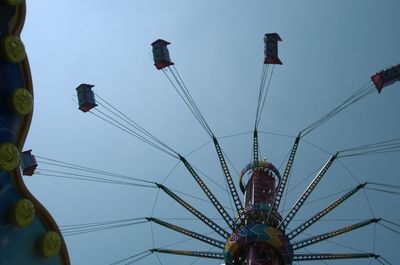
left=224, top=160, right=292, bottom=265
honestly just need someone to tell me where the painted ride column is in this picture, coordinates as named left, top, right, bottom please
left=244, top=167, right=283, bottom=265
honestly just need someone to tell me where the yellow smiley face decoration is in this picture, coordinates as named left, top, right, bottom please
left=38, top=231, right=62, bottom=257
left=0, top=143, right=20, bottom=171
left=9, top=199, right=35, bottom=227
left=1, top=35, right=26, bottom=64
left=9, top=88, right=33, bottom=115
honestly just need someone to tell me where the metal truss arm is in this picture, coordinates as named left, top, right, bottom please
left=280, top=153, right=337, bottom=230
left=272, top=134, right=300, bottom=213
left=150, top=248, right=224, bottom=260
left=288, top=182, right=367, bottom=240
left=146, top=217, right=225, bottom=249
left=179, top=155, right=236, bottom=230
left=212, top=136, right=245, bottom=223
left=253, top=129, right=259, bottom=163
left=156, top=183, right=230, bottom=238
left=293, top=253, right=379, bottom=261
left=292, top=218, right=380, bottom=250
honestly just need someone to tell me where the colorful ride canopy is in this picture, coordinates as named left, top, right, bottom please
left=371, top=64, right=400, bottom=93
left=76, top=84, right=97, bottom=112
left=152, top=39, right=174, bottom=70
left=264, top=33, right=282, bottom=65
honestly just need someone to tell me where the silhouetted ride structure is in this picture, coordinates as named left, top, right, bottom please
left=72, top=34, right=399, bottom=265
left=25, top=33, right=400, bottom=265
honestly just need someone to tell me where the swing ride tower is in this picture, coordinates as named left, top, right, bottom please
left=224, top=160, right=292, bottom=265
left=145, top=33, right=393, bottom=265
left=223, top=34, right=293, bottom=265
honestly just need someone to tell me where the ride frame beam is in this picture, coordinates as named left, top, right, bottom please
left=272, top=133, right=301, bottom=213
left=179, top=154, right=236, bottom=230
left=150, top=248, right=224, bottom=260
left=292, top=218, right=381, bottom=250
left=280, top=153, right=337, bottom=230
left=253, top=129, right=259, bottom=163
left=147, top=217, right=225, bottom=249
left=156, top=183, right=230, bottom=238
left=293, top=253, right=379, bottom=261
left=212, top=136, right=245, bottom=224
left=288, top=182, right=367, bottom=240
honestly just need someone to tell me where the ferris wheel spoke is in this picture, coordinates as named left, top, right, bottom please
left=156, top=183, right=230, bottom=238
left=293, top=253, right=379, bottom=261
left=109, top=250, right=151, bottom=265
left=253, top=129, right=260, bottom=163
left=150, top=248, right=224, bottom=260
left=147, top=217, right=224, bottom=249
left=288, top=183, right=367, bottom=240
left=179, top=155, right=236, bottom=230
left=212, top=136, right=245, bottom=224
left=292, top=218, right=381, bottom=250
left=279, top=153, right=337, bottom=230
left=272, top=133, right=301, bottom=213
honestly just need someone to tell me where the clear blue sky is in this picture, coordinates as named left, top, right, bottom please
left=22, top=1, right=399, bottom=264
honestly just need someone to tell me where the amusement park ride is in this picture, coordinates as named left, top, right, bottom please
left=1, top=1, right=400, bottom=265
